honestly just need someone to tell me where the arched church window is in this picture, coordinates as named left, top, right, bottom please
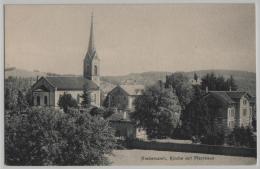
left=37, top=96, right=40, bottom=106
left=44, top=96, right=48, bottom=105
left=94, top=65, right=98, bottom=75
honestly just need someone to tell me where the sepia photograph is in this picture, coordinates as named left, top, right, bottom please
left=3, top=2, right=257, bottom=166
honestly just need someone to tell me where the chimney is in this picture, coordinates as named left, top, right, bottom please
left=206, top=86, right=209, bottom=93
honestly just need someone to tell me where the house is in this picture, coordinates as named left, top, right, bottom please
left=105, top=84, right=145, bottom=111
left=108, top=112, right=136, bottom=139
left=203, top=91, right=255, bottom=134
left=105, top=84, right=147, bottom=140
left=31, top=13, right=101, bottom=108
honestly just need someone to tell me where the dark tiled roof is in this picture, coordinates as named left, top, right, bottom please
left=119, top=84, right=145, bottom=96
left=45, top=76, right=99, bottom=91
left=209, top=91, right=235, bottom=104
left=207, top=91, right=251, bottom=104
left=226, top=91, right=248, bottom=99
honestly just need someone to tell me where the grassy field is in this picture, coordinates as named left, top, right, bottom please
left=108, top=149, right=256, bottom=166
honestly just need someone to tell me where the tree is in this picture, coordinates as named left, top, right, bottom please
left=5, top=76, right=35, bottom=110
left=201, top=73, right=217, bottom=91
left=80, top=83, right=92, bottom=108
left=5, top=107, right=117, bottom=165
left=131, top=81, right=181, bottom=138
left=201, top=73, right=238, bottom=91
left=17, top=90, right=28, bottom=111
left=215, top=75, right=226, bottom=90
left=103, top=108, right=116, bottom=119
left=58, top=93, right=78, bottom=113
left=182, top=85, right=211, bottom=137
left=226, top=75, right=238, bottom=91
left=5, top=87, right=17, bottom=110
left=89, top=107, right=105, bottom=116
left=165, top=72, right=194, bottom=111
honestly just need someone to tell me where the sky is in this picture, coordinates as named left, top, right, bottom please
left=5, top=4, right=255, bottom=76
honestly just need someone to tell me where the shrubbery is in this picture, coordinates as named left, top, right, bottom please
left=58, top=93, right=78, bottom=113
left=200, top=132, right=225, bottom=145
left=5, top=107, right=116, bottom=165
left=227, top=127, right=256, bottom=148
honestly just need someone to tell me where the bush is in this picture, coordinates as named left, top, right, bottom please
left=227, top=127, right=256, bottom=148
left=5, top=107, right=116, bottom=165
left=200, top=132, right=225, bottom=145
left=58, top=93, right=78, bottom=113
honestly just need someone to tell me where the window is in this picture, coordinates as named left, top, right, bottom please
left=44, top=96, right=48, bottom=105
left=37, top=96, right=40, bottom=106
left=243, top=99, right=247, bottom=105
left=243, top=109, right=247, bottom=116
left=94, top=65, right=98, bottom=76
left=228, top=108, right=233, bottom=117
left=92, top=93, right=96, bottom=103
left=231, top=109, right=235, bottom=117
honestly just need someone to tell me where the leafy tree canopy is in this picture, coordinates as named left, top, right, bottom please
left=131, top=81, right=181, bottom=138
left=201, top=73, right=238, bottom=91
left=58, top=93, right=78, bottom=113
left=5, top=107, right=117, bottom=165
left=165, top=72, right=194, bottom=111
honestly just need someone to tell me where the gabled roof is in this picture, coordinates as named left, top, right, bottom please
left=226, top=91, right=248, bottom=99
left=206, top=91, right=251, bottom=104
left=44, top=76, right=99, bottom=91
left=208, top=91, right=235, bottom=104
left=119, top=84, right=145, bottom=96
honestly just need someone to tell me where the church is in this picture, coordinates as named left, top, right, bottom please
left=31, top=13, right=101, bottom=108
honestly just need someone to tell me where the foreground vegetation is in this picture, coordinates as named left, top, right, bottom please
left=5, top=107, right=117, bottom=165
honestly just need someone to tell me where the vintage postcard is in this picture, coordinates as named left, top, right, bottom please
left=3, top=2, right=258, bottom=166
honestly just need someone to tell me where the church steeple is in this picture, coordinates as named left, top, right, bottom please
left=87, top=12, right=95, bottom=56
left=84, top=12, right=100, bottom=87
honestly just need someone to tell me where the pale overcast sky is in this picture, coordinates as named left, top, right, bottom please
left=5, top=4, right=255, bottom=76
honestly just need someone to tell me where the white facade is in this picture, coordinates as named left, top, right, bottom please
left=33, top=89, right=100, bottom=108
left=239, top=96, right=252, bottom=127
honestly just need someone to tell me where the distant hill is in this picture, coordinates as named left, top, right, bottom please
left=101, top=70, right=256, bottom=96
left=101, top=71, right=172, bottom=86
left=5, top=67, right=47, bottom=78
left=5, top=67, right=256, bottom=96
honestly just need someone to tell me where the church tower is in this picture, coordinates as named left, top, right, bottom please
left=83, top=12, right=100, bottom=86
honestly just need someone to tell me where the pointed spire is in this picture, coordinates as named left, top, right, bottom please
left=87, top=12, right=95, bottom=55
